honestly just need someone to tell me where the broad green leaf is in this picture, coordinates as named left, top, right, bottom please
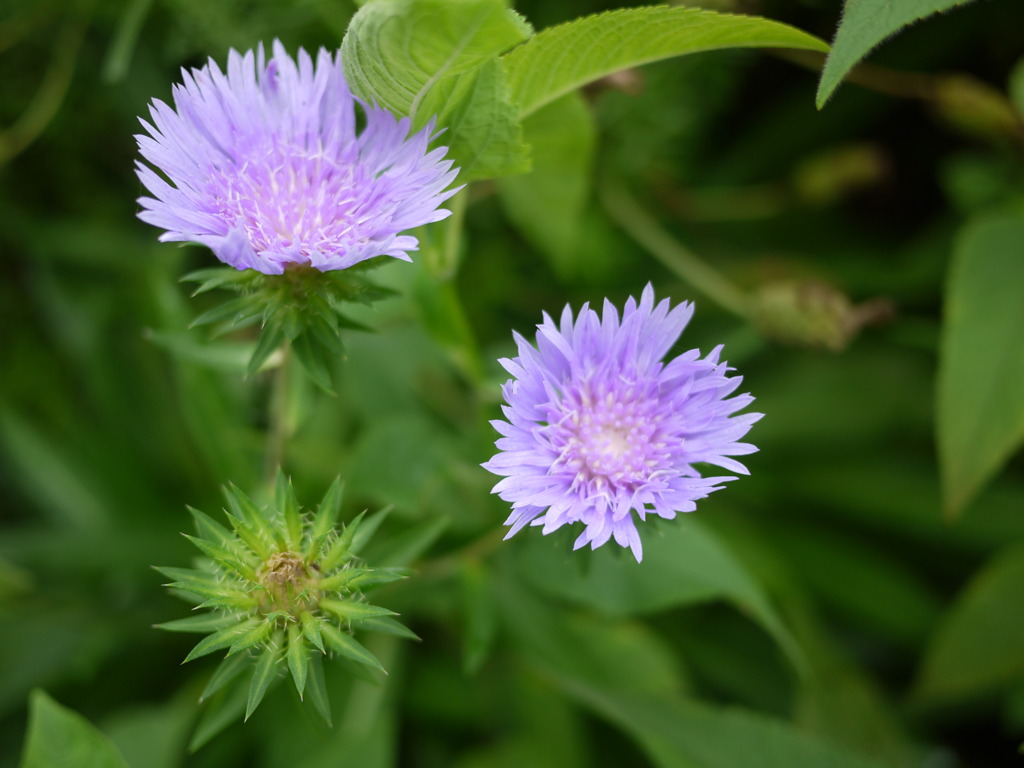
left=938, top=212, right=1024, bottom=517
left=502, top=7, right=829, bottom=120
left=817, top=0, right=976, bottom=107
left=572, top=686, right=887, bottom=768
left=500, top=583, right=881, bottom=768
left=341, top=0, right=531, bottom=180
left=245, top=643, right=280, bottom=720
left=497, top=92, right=595, bottom=270
left=20, top=690, right=129, bottom=768
left=515, top=518, right=804, bottom=672
left=914, top=542, right=1024, bottom=704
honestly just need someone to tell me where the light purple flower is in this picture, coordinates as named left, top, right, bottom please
left=135, top=41, right=460, bottom=274
left=483, top=285, right=761, bottom=562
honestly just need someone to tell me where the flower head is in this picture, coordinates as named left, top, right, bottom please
left=483, top=285, right=761, bottom=562
left=135, top=41, right=460, bottom=274
left=156, top=473, right=411, bottom=724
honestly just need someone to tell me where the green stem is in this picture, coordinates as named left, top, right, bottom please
left=264, top=341, right=291, bottom=487
left=601, top=182, right=751, bottom=318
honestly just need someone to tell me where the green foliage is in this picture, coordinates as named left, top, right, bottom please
left=501, top=6, right=829, bottom=119
left=20, top=691, right=129, bottom=768
left=938, top=212, right=1024, bottom=517
left=341, top=0, right=532, bottom=181
left=5, top=0, right=1024, bottom=766
left=184, top=263, right=395, bottom=390
left=914, top=542, right=1024, bottom=704
left=817, top=0, right=978, bottom=106
left=496, top=92, right=596, bottom=271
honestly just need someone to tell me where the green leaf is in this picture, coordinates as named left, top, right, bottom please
left=319, top=567, right=375, bottom=593
left=182, top=535, right=257, bottom=581
left=320, top=511, right=366, bottom=571
left=246, top=320, right=286, bottom=378
left=245, top=642, right=281, bottom=721
left=276, top=470, right=302, bottom=552
left=499, top=583, right=880, bottom=768
left=287, top=624, right=308, bottom=699
left=291, top=329, right=335, bottom=394
left=309, top=478, right=345, bottom=561
left=914, top=542, right=1024, bottom=704
left=144, top=329, right=252, bottom=373
left=497, top=92, right=595, bottom=270
left=222, top=482, right=265, bottom=529
left=226, top=619, right=276, bottom=657
left=346, top=567, right=411, bottom=591
left=938, top=212, right=1024, bottom=517
left=190, top=295, right=260, bottom=329
left=152, top=565, right=219, bottom=587
left=305, top=653, right=332, bottom=726
left=320, top=599, right=398, bottom=623
left=358, top=616, right=421, bottom=641
left=349, top=507, right=391, bottom=558
left=321, top=623, right=387, bottom=674
left=154, top=613, right=235, bottom=634
left=432, top=57, right=531, bottom=180
left=369, top=515, right=449, bottom=568
left=460, top=560, right=497, bottom=675
left=189, top=679, right=248, bottom=751
left=187, top=507, right=237, bottom=548
left=515, top=518, right=804, bottom=673
left=200, top=651, right=252, bottom=703
left=183, top=618, right=261, bottom=663
left=817, top=0, right=976, bottom=107
left=20, top=690, right=129, bottom=768
left=340, top=0, right=531, bottom=180
left=502, top=6, right=829, bottom=120
left=301, top=611, right=326, bottom=653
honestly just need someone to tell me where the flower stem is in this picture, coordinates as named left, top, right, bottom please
left=264, top=340, right=291, bottom=485
left=601, top=182, right=751, bottom=318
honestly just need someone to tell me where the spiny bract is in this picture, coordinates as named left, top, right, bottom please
left=155, top=472, right=414, bottom=727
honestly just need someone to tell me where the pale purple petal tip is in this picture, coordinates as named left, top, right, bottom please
left=135, top=41, right=460, bottom=274
left=484, top=284, right=760, bottom=561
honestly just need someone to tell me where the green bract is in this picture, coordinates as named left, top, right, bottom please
left=155, top=473, right=411, bottom=727
left=183, top=261, right=396, bottom=391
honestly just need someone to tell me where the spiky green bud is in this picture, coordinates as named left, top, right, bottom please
left=155, top=472, right=412, bottom=727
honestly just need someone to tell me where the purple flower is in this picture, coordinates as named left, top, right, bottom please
left=135, top=42, right=460, bottom=274
left=483, top=285, right=761, bottom=562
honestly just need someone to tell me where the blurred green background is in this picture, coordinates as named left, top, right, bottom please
left=3, top=0, right=1024, bottom=766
